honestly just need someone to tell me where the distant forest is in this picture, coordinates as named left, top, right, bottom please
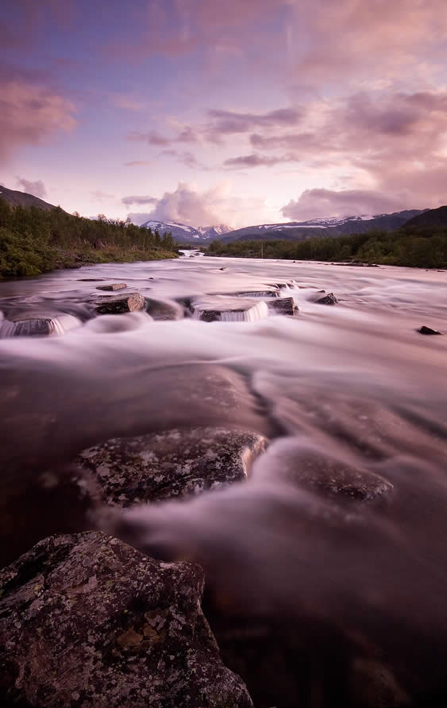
left=0, top=199, right=178, bottom=278
left=207, top=226, right=447, bottom=269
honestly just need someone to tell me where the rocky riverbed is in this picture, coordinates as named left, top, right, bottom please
left=0, top=255, right=447, bottom=707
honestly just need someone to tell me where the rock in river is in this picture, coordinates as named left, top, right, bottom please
left=0, top=312, right=81, bottom=337
left=78, top=427, right=267, bottom=506
left=315, top=292, right=338, bottom=305
left=191, top=297, right=269, bottom=322
left=417, top=325, right=443, bottom=335
left=267, top=297, right=299, bottom=316
left=95, top=292, right=145, bottom=314
left=0, top=532, right=253, bottom=708
left=96, top=283, right=127, bottom=291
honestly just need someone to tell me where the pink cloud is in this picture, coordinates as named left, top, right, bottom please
left=282, top=189, right=412, bottom=221
left=16, top=178, right=47, bottom=199
left=0, top=70, right=76, bottom=162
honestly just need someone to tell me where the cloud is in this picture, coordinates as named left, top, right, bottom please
left=16, top=177, right=46, bottom=199
left=142, top=182, right=224, bottom=226
left=122, top=195, right=158, bottom=207
left=205, top=108, right=303, bottom=142
left=0, top=69, right=76, bottom=162
left=126, top=181, right=274, bottom=228
left=124, top=160, right=150, bottom=167
left=91, top=190, right=115, bottom=201
left=282, top=189, right=411, bottom=221
left=128, top=108, right=302, bottom=149
left=224, top=153, right=299, bottom=168
left=160, top=149, right=210, bottom=171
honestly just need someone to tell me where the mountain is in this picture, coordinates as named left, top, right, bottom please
left=140, top=219, right=231, bottom=243
left=404, top=205, right=447, bottom=228
left=0, top=185, right=56, bottom=211
left=220, top=210, right=426, bottom=243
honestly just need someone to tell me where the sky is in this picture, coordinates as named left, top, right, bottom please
left=1, top=0, right=447, bottom=228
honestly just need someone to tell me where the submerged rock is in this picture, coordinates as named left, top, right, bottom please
left=146, top=297, right=184, bottom=321
left=79, top=427, right=267, bottom=506
left=267, top=297, right=299, bottom=316
left=95, top=292, right=146, bottom=314
left=96, top=283, right=127, bottom=291
left=417, top=325, right=443, bottom=335
left=0, top=532, right=253, bottom=708
left=0, top=313, right=80, bottom=337
left=252, top=439, right=393, bottom=503
left=315, top=293, right=338, bottom=305
left=191, top=297, right=269, bottom=322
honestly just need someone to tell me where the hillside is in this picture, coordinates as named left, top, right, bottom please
left=221, top=210, right=424, bottom=243
left=0, top=185, right=57, bottom=212
left=0, top=195, right=178, bottom=278
left=404, top=205, right=447, bottom=229
left=208, top=216, right=447, bottom=269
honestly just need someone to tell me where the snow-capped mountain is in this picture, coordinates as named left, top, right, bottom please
left=139, top=220, right=231, bottom=243
left=220, top=210, right=424, bottom=243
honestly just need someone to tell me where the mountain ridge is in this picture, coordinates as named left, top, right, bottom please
left=140, top=219, right=231, bottom=243
left=0, top=185, right=57, bottom=211
left=219, top=210, right=426, bottom=243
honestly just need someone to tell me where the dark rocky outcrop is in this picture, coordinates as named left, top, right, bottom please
left=0, top=532, right=253, bottom=708
left=267, top=297, right=299, bottom=316
left=315, top=292, right=338, bottom=305
left=417, top=325, right=443, bottom=335
left=78, top=427, right=267, bottom=506
left=96, top=283, right=127, bottom=291
left=95, top=292, right=146, bottom=314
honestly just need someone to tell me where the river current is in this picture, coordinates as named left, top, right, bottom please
left=1, top=255, right=447, bottom=704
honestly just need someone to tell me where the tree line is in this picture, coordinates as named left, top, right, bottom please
left=207, top=226, right=447, bottom=269
left=0, top=199, right=178, bottom=278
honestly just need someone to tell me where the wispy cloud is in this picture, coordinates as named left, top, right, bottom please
left=16, top=177, right=47, bottom=199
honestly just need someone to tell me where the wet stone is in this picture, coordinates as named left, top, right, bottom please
left=0, top=532, right=253, bottom=708
left=78, top=427, right=267, bottom=506
left=267, top=297, right=299, bottom=316
left=315, top=293, right=338, bottom=305
left=96, top=283, right=127, bottom=291
left=95, top=292, right=146, bottom=314
left=146, top=297, right=184, bottom=321
left=252, top=439, right=393, bottom=503
left=417, top=325, right=443, bottom=335
left=191, top=297, right=269, bottom=322
left=0, top=313, right=80, bottom=337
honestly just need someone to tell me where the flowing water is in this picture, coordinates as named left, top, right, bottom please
left=1, top=255, right=447, bottom=704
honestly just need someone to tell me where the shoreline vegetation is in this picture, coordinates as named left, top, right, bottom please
left=0, top=198, right=179, bottom=279
left=206, top=225, right=447, bottom=269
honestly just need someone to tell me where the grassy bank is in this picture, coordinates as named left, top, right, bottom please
left=207, top=226, right=447, bottom=269
left=0, top=199, right=178, bottom=278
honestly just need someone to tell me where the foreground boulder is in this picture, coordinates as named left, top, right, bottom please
left=95, top=292, right=146, bottom=314
left=78, top=427, right=267, bottom=506
left=0, top=532, right=253, bottom=708
left=191, top=297, right=269, bottom=322
left=0, top=312, right=80, bottom=337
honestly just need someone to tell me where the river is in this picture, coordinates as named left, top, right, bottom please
left=1, top=255, right=447, bottom=704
